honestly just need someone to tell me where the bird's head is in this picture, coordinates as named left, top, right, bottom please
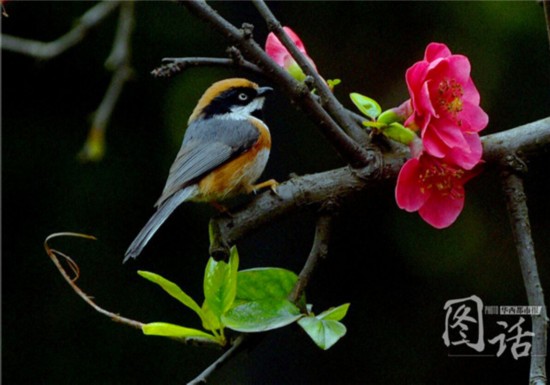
left=188, top=78, right=273, bottom=123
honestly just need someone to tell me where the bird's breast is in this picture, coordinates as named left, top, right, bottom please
left=194, top=118, right=271, bottom=201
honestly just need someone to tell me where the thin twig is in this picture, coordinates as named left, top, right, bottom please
left=187, top=334, right=250, bottom=385
left=180, top=0, right=371, bottom=167
left=542, top=0, right=550, bottom=51
left=152, top=56, right=262, bottom=78
left=501, top=170, right=548, bottom=385
left=1, top=1, right=120, bottom=60
left=79, top=1, right=135, bottom=162
left=44, top=233, right=144, bottom=330
left=289, top=211, right=335, bottom=307
left=251, top=0, right=369, bottom=145
left=45, top=232, right=221, bottom=348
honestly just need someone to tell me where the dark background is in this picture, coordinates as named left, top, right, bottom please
left=3, top=2, right=550, bottom=384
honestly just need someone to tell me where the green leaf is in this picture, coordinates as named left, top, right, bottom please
left=377, top=109, right=403, bottom=125
left=203, top=248, right=239, bottom=319
left=201, top=301, right=223, bottom=331
left=362, top=121, right=386, bottom=130
left=298, top=317, right=347, bottom=350
left=318, top=303, right=350, bottom=321
left=138, top=271, right=203, bottom=320
left=222, top=298, right=302, bottom=332
left=237, top=268, right=298, bottom=301
left=381, top=122, right=417, bottom=145
left=142, top=322, right=220, bottom=344
left=287, top=61, right=307, bottom=82
left=350, top=92, right=382, bottom=120
left=327, top=78, right=342, bottom=91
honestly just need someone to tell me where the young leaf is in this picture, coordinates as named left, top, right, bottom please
left=327, top=78, right=342, bottom=91
left=201, top=301, right=223, bottom=331
left=222, top=298, right=302, bottom=332
left=377, top=109, right=402, bottom=125
left=142, top=322, right=220, bottom=344
left=297, top=317, right=347, bottom=350
left=350, top=92, right=382, bottom=120
left=237, top=268, right=298, bottom=301
left=203, top=248, right=239, bottom=319
left=138, top=271, right=203, bottom=320
left=318, top=303, right=350, bottom=321
left=381, top=122, right=417, bottom=145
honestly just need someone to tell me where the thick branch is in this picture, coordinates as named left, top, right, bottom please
left=501, top=171, right=548, bottom=385
left=482, top=117, right=550, bottom=164
left=208, top=117, right=549, bottom=256
left=180, top=0, right=371, bottom=167
left=210, top=154, right=400, bottom=257
left=1, top=1, right=120, bottom=60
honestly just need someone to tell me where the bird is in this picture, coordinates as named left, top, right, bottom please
left=124, top=78, right=276, bottom=262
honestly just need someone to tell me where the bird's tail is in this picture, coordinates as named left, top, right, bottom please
left=123, top=186, right=198, bottom=263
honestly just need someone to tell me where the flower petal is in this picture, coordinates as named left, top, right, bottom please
left=424, top=42, right=452, bottom=61
left=445, top=133, right=483, bottom=170
left=421, top=126, right=448, bottom=158
left=459, top=100, right=489, bottom=132
left=265, top=32, right=289, bottom=66
left=406, top=62, right=429, bottom=105
left=418, top=188, right=465, bottom=229
left=445, top=55, right=471, bottom=85
left=462, top=78, right=481, bottom=105
left=283, top=27, right=306, bottom=51
left=431, top=119, right=470, bottom=149
left=395, top=158, right=430, bottom=212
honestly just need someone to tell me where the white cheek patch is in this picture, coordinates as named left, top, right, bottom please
left=222, top=97, right=265, bottom=120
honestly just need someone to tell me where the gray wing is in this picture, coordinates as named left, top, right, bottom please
left=155, top=118, right=260, bottom=207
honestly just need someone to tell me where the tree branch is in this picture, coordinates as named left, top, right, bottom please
left=187, top=334, right=253, bottom=385
left=152, top=56, right=262, bottom=78
left=44, top=233, right=144, bottom=330
left=207, top=117, right=550, bottom=258
left=251, top=0, right=369, bottom=146
left=482, top=117, right=550, bottom=165
left=78, top=1, right=135, bottom=162
left=289, top=210, right=335, bottom=307
left=1, top=1, right=121, bottom=60
left=501, top=170, right=548, bottom=385
left=180, top=0, right=372, bottom=167
left=542, top=0, right=550, bottom=51
left=209, top=154, right=401, bottom=258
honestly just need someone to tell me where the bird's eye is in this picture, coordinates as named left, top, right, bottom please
left=238, top=93, right=249, bottom=101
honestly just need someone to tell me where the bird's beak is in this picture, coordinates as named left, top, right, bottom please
left=257, top=86, right=273, bottom=96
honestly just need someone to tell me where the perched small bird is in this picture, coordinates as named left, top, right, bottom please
left=124, top=78, right=276, bottom=262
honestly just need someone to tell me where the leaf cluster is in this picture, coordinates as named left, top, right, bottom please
left=139, top=247, right=349, bottom=350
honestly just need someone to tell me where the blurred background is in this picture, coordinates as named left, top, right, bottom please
left=3, top=2, right=550, bottom=384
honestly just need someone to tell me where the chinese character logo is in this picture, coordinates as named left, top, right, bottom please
left=488, top=317, right=534, bottom=359
left=443, top=295, right=536, bottom=359
left=443, top=295, right=484, bottom=352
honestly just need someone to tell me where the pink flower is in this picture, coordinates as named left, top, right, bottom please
left=395, top=153, right=478, bottom=229
left=405, top=43, right=488, bottom=169
left=265, top=26, right=317, bottom=81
